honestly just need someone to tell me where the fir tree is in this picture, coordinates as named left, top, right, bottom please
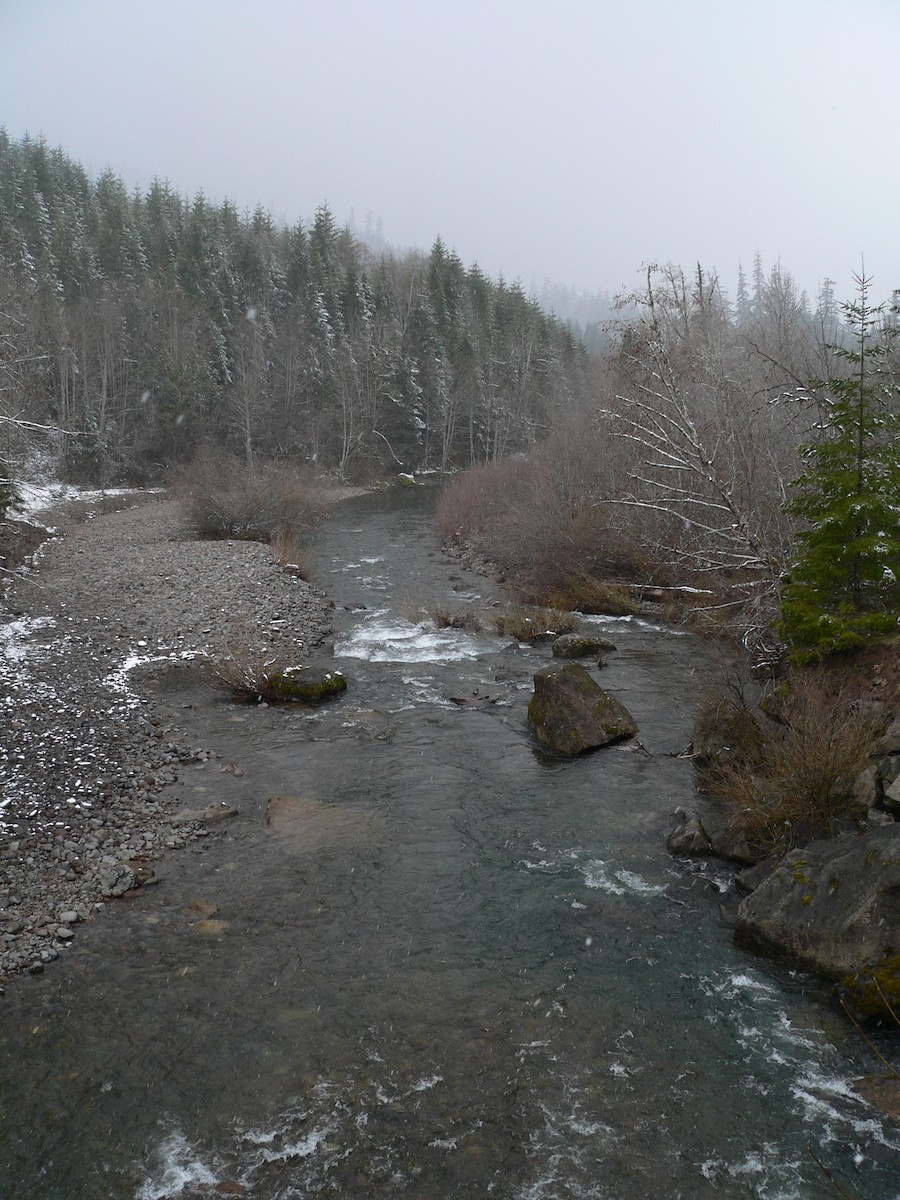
left=779, top=272, right=900, bottom=661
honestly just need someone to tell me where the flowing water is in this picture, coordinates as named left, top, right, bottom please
left=1, top=487, right=898, bottom=1199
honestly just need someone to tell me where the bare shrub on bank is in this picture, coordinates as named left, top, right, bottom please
left=437, top=413, right=650, bottom=603
left=703, top=675, right=879, bottom=855
left=172, top=453, right=324, bottom=543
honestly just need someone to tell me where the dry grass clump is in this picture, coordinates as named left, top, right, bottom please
left=399, top=596, right=483, bottom=632
left=269, top=528, right=314, bottom=581
left=703, top=675, right=880, bottom=856
left=172, top=453, right=324, bottom=544
left=491, top=605, right=578, bottom=643
left=544, top=574, right=638, bottom=616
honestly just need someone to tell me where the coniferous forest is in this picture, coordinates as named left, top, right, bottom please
left=0, top=132, right=585, bottom=484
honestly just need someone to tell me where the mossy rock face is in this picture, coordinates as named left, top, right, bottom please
left=735, top=825, right=900, bottom=981
left=551, top=633, right=616, bottom=659
left=838, top=954, right=900, bottom=1021
left=528, top=661, right=637, bottom=755
left=267, top=666, right=347, bottom=704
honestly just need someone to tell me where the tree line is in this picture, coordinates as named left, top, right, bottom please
left=0, top=131, right=586, bottom=485
left=439, top=261, right=900, bottom=659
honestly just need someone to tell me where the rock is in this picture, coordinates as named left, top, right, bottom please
left=867, top=807, right=896, bottom=828
left=839, top=955, right=900, bottom=1020
left=396, top=472, right=416, bottom=486
left=666, top=807, right=756, bottom=865
left=851, top=766, right=879, bottom=813
left=185, top=898, right=220, bottom=919
left=527, top=662, right=637, bottom=756
left=191, top=919, right=229, bottom=935
left=98, top=862, right=138, bottom=898
left=875, top=715, right=900, bottom=755
left=851, top=1076, right=900, bottom=1121
left=551, top=633, right=615, bottom=659
left=734, top=826, right=900, bottom=988
left=266, top=665, right=347, bottom=704
left=666, top=809, right=714, bottom=856
left=884, top=773, right=900, bottom=815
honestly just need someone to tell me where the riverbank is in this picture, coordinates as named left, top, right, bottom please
left=0, top=494, right=334, bottom=984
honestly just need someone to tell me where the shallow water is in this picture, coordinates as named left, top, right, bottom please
left=1, top=486, right=897, bottom=1199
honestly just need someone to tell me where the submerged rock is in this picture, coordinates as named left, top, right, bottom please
left=734, top=825, right=900, bottom=1000
left=527, top=661, right=637, bottom=756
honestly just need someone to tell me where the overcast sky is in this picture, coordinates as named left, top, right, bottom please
left=2, top=0, right=899, bottom=304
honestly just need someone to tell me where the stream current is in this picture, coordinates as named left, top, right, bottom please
left=1, top=486, right=898, bottom=1199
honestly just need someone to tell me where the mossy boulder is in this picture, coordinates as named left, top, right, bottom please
left=527, top=661, right=637, bottom=755
left=734, top=825, right=900, bottom=991
left=839, top=954, right=900, bottom=1020
left=551, top=632, right=616, bottom=659
left=267, top=665, right=347, bottom=704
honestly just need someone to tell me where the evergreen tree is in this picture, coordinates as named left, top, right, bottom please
left=779, top=272, right=900, bottom=661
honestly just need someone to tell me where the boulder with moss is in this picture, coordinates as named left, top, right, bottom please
left=551, top=633, right=616, bottom=659
left=267, top=665, right=347, bottom=704
left=528, top=661, right=637, bottom=755
left=734, top=825, right=900, bottom=1009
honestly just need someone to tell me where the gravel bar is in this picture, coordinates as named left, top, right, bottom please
left=0, top=495, right=333, bottom=984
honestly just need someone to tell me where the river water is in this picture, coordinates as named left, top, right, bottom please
left=1, top=486, right=898, bottom=1199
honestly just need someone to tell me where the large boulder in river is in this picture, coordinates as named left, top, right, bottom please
left=528, top=661, right=637, bottom=755
left=551, top=632, right=616, bottom=659
left=734, top=826, right=900, bottom=1002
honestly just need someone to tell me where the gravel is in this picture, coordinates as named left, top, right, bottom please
left=0, top=495, right=333, bottom=984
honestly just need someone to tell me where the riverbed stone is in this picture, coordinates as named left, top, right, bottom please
left=734, top=825, right=900, bottom=997
left=551, top=633, right=616, bottom=659
left=527, top=662, right=637, bottom=755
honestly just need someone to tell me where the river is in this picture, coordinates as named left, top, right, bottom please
left=1, top=485, right=897, bottom=1199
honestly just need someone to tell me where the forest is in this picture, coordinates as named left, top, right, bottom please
left=0, top=132, right=585, bottom=485
left=2, top=131, right=899, bottom=660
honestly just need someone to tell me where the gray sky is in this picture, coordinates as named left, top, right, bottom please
left=2, top=0, right=899, bottom=304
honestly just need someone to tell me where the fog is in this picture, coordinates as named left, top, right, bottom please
left=3, top=0, right=899, bottom=302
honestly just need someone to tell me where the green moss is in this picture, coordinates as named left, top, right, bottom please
left=839, top=954, right=900, bottom=1019
left=267, top=666, right=347, bottom=705
left=790, top=859, right=812, bottom=887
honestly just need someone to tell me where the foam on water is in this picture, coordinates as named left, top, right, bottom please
left=136, top=1130, right=220, bottom=1200
left=581, top=858, right=668, bottom=897
left=336, top=609, right=485, bottom=663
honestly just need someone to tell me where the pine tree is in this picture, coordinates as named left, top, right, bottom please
left=779, top=272, right=900, bottom=661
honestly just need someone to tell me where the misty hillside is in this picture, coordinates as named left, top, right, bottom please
left=0, top=132, right=587, bottom=484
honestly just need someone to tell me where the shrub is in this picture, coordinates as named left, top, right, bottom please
left=491, top=605, right=579, bottom=642
left=399, top=596, right=483, bottom=632
left=209, top=646, right=279, bottom=703
left=172, top=453, right=324, bottom=543
left=543, top=574, right=638, bottom=616
left=269, top=528, right=314, bottom=581
left=702, top=674, right=879, bottom=856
